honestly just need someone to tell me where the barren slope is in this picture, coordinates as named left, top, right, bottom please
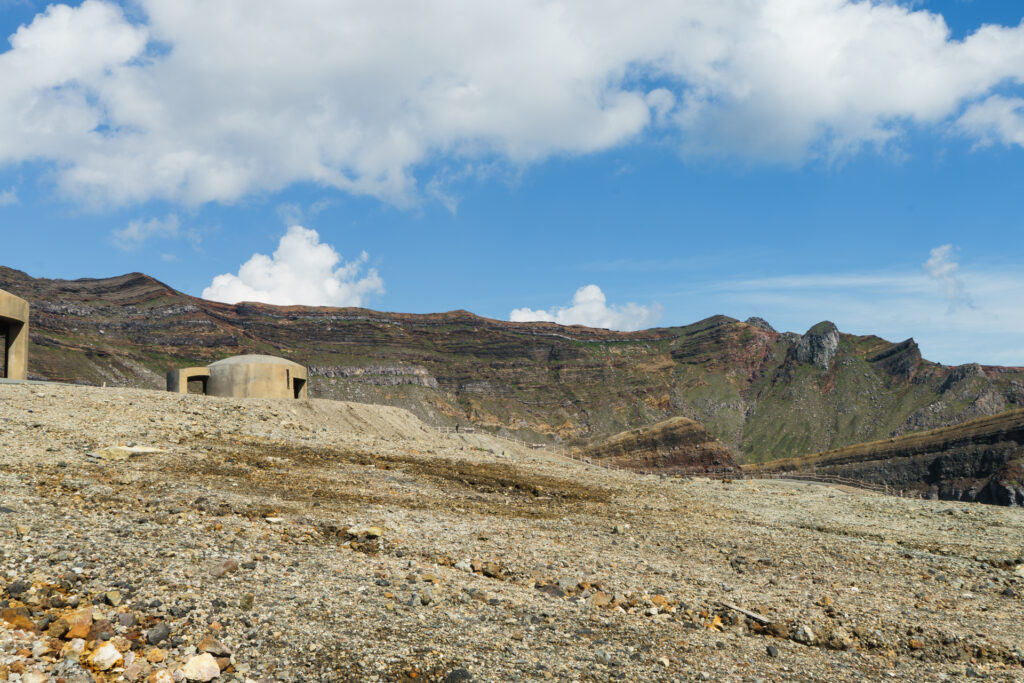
left=1, top=383, right=1023, bottom=681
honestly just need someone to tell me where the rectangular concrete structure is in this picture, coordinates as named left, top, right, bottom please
left=0, top=289, right=29, bottom=380
left=166, top=367, right=211, bottom=393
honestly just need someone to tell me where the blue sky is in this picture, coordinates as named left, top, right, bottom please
left=0, top=0, right=1022, bottom=365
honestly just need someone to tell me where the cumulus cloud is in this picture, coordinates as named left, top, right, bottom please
left=510, top=285, right=662, bottom=331
left=924, top=244, right=973, bottom=311
left=957, top=96, right=1024, bottom=148
left=110, top=214, right=180, bottom=251
left=0, top=186, right=17, bottom=206
left=202, top=226, right=384, bottom=307
left=2, top=1, right=1024, bottom=207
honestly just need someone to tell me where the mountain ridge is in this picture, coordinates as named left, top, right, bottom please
left=3, top=265, right=1023, bottom=463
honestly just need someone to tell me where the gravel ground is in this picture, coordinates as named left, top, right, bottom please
left=1, top=383, right=1023, bottom=682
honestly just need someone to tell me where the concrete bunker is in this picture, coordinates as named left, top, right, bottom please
left=167, top=354, right=308, bottom=399
left=0, top=288, right=29, bottom=380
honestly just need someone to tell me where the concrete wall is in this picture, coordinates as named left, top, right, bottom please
left=166, top=367, right=211, bottom=393
left=0, top=289, right=29, bottom=380
left=206, top=361, right=308, bottom=399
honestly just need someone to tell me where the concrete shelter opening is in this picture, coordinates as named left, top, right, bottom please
left=166, top=367, right=212, bottom=394
left=0, top=289, right=29, bottom=380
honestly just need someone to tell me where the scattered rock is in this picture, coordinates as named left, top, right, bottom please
left=89, top=642, right=124, bottom=671
left=182, top=652, right=221, bottom=681
left=210, top=559, right=239, bottom=578
left=793, top=625, right=816, bottom=645
left=147, top=621, right=171, bottom=645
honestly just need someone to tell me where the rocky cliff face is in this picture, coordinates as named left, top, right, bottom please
left=3, top=265, right=1024, bottom=464
left=746, top=409, right=1024, bottom=505
left=792, top=321, right=840, bottom=369
left=580, top=417, right=737, bottom=475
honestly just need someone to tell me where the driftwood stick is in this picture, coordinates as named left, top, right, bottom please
left=718, top=601, right=772, bottom=624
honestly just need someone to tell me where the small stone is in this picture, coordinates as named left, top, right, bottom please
left=125, top=662, right=147, bottom=681
left=118, top=612, right=136, bottom=627
left=61, top=638, right=86, bottom=661
left=21, top=672, right=46, bottom=683
left=5, top=579, right=29, bottom=597
left=199, top=635, right=232, bottom=657
left=264, top=517, right=284, bottom=525
left=586, top=591, right=611, bottom=608
left=105, top=590, right=122, bottom=607
left=766, top=644, right=779, bottom=658
left=148, top=671, right=175, bottom=683
left=454, top=560, right=472, bottom=572
left=210, top=560, right=239, bottom=578
left=147, top=621, right=171, bottom=645
left=1012, top=565, right=1024, bottom=579
left=444, top=669, right=473, bottom=682
left=90, top=642, right=124, bottom=671
left=182, top=652, right=221, bottom=681
left=556, top=577, right=580, bottom=592
left=481, top=562, right=503, bottom=578
left=351, top=525, right=383, bottom=538
left=147, top=648, right=167, bottom=663
left=239, top=593, right=255, bottom=610
left=64, top=606, right=95, bottom=640
left=1, top=607, right=36, bottom=631
left=657, top=656, right=670, bottom=667
left=612, top=524, right=629, bottom=534
left=793, top=624, right=815, bottom=645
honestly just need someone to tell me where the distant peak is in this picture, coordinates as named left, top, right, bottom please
left=806, top=320, right=838, bottom=337
left=744, top=316, right=776, bottom=333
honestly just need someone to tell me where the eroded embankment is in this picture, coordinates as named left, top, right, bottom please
left=745, top=408, right=1024, bottom=505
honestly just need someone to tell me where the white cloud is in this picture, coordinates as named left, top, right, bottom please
left=0, top=186, right=17, bottom=206
left=0, top=1, right=1023, bottom=207
left=202, top=225, right=384, bottom=307
left=957, top=95, right=1024, bottom=149
left=110, top=214, right=180, bottom=251
left=511, top=284, right=662, bottom=331
left=923, top=243, right=973, bottom=311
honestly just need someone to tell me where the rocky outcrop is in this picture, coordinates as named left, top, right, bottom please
left=580, top=417, right=737, bottom=475
left=309, top=364, right=439, bottom=388
left=792, top=321, right=840, bottom=369
left=746, top=409, right=1024, bottom=506
left=744, top=317, right=776, bottom=333
left=868, top=338, right=922, bottom=380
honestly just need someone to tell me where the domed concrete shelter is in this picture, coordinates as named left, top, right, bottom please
left=0, top=288, right=29, bottom=380
left=167, top=354, right=308, bottom=399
